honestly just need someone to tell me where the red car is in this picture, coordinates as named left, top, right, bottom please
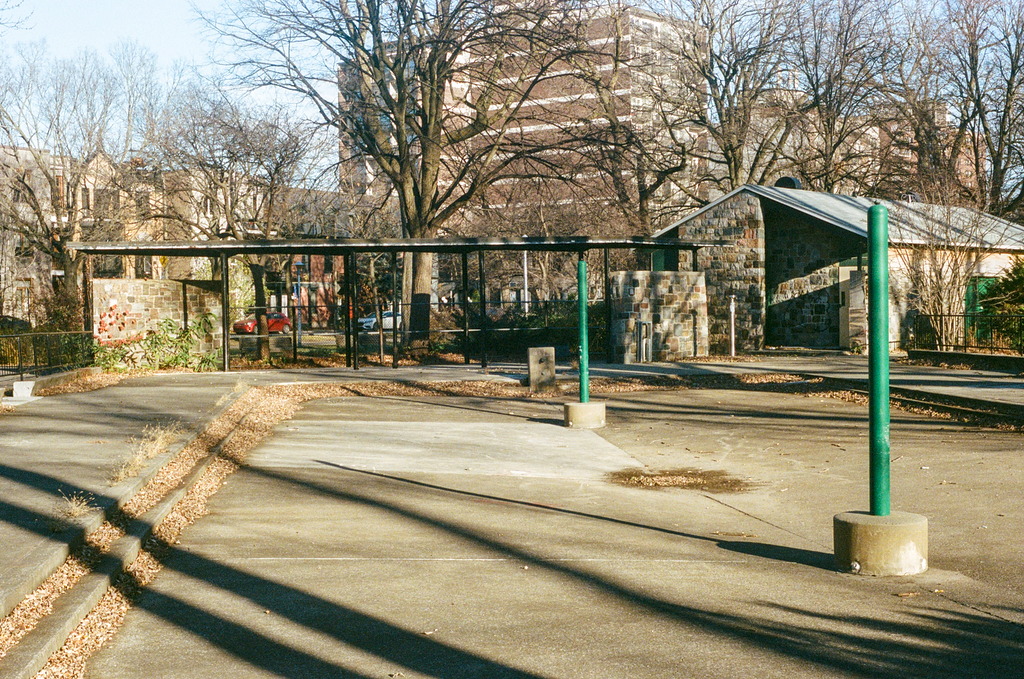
left=232, top=312, right=292, bottom=334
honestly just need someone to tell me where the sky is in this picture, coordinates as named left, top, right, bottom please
left=8, top=0, right=226, bottom=68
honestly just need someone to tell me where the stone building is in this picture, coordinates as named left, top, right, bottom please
left=653, top=184, right=1024, bottom=352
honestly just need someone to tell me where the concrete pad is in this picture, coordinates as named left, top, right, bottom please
left=87, top=392, right=1024, bottom=678
left=246, top=399, right=637, bottom=479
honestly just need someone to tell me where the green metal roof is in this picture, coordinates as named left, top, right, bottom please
left=654, top=185, right=1024, bottom=251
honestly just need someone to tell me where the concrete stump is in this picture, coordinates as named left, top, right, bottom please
left=563, top=401, right=606, bottom=429
left=527, top=347, right=557, bottom=393
left=834, top=511, right=928, bottom=576
left=13, top=381, right=35, bottom=399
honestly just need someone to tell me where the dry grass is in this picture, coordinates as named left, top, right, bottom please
left=53, top=492, right=94, bottom=521
left=608, top=467, right=756, bottom=493
left=45, top=492, right=96, bottom=534
left=109, top=424, right=184, bottom=485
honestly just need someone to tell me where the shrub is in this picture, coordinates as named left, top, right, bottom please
left=94, top=313, right=218, bottom=371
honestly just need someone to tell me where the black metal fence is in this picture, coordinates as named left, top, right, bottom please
left=0, top=332, right=95, bottom=380
left=910, top=313, right=1024, bottom=355
left=226, top=298, right=606, bottom=366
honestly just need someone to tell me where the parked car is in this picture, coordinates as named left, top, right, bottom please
left=358, top=310, right=402, bottom=331
left=232, top=312, right=292, bottom=334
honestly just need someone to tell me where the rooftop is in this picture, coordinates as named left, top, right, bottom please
left=655, top=185, right=1024, bottom=251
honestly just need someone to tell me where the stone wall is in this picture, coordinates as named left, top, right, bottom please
left=92, top=279, right=222, bottom=354
left=762, top=203, right=865, bottom=348
left=610, top=271, right=709, bottom=362
left=669, top=192, right=766, bottom=353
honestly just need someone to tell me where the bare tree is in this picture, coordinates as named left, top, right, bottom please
left=888, top=201, right=1011, bottom=349
left=151, top=86, right=335, bottom=359
left=206, top=0, right=593, bottom=338
left=0, top=0, right=25, bottom=32
left=786, top=0, right=885, bottom=192
left=655, top=0, right=796, bottom=197
left=942, top=0, right=1024, bottom=218
left=872, top=2, right=976, bottom=203
left=0, top=43, right=163, bottom=327
left=566, top=2, right=701, bottom=232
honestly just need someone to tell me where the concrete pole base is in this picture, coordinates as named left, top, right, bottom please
left=833, top=511, right=928, bottom=576
left=563, top=401, right=606, bottom=429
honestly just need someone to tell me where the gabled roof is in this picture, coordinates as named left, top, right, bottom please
left=654, top=185, right=1024, bottom=251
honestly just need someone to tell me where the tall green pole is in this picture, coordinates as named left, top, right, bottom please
left=578, top=257, right=589, bottom=404
left=868, top=204, right=891, bottom=516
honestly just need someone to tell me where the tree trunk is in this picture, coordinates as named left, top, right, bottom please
left=50, top=250, right=83, bottom=330
left=409, top=250, right=434, bottom=349
left=249, top=262, right=270, bottom=361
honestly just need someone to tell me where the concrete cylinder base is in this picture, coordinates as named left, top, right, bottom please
left=834, top=511, right=928, bottom=576
left=563, top=401, right=606, bottom=429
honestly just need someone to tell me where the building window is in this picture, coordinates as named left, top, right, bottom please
left=94, top=188, right=120, bottom=216
left=14, top=234, right=33, bottom=258
left=135, top=255, right=153, bottom=279
left=93, top=255, right=123, bottom=277
left=134, top=190, right=149, bottom=220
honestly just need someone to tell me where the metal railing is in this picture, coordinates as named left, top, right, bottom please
left=910, top=313, right=1024, bottom=355
left=224, top=299, right=607, bottom=366
left=0, top=331, right=95, bottom=380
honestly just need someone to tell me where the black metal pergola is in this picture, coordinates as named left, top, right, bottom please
left=71, top=235, right=712, bottom=371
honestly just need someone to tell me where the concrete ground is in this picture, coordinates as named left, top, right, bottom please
left=0, top=366, right=514, bottom=620
left=74, top=363, right=1024, bottom=678
left=0, top=374, right=242, bottom=617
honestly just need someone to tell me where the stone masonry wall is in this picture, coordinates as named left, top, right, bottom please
left=92, top=279, right=222, bottom=354
left=669, top=193, right=766, bottom=353
left=610, top=271, right=709, bottom=362
left=763, top=204, right=864, bottom=348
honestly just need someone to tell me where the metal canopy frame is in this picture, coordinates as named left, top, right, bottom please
left=70, top=235, right=708, bottom=257
left=71, top=236, right=713, bottom=372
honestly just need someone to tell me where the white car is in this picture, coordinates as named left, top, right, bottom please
left=358, top=310, right=402, bottom=331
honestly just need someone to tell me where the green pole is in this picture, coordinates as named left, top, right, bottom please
left=868, top=204, right=890, bottom=516
left=578, top=257, right=589, bottom=404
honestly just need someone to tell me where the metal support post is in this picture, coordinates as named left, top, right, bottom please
left=83, top=254, right=93, bottom=333
left=522, top=245, right=530, bottom=313
left=391, top=253, right=400, bottom=369
left=461, top=251, right=470, bottom=364
left=729, top=294, right=736, bottom=357
left=868, top=204, right=891, bottom=516
left=477, top=251, right=489, bottom=369
left=603, top=248, right=613, bottom=362
left=342, top=255, right=351, bottom=367
left=350, top=253, right=360, bottom=370
left=220, top=253, right=230, bottom=372
left=578, top=255, right=589, bottom=404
